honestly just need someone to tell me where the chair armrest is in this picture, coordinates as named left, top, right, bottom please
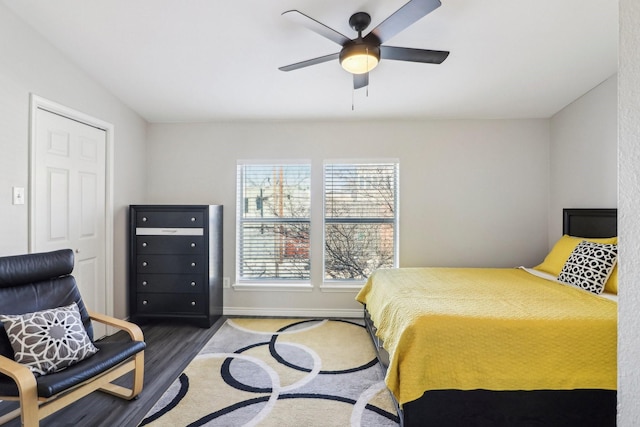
left=0, top=354, right=37, bottom=399
left=88, top=311, right=144, bottom=342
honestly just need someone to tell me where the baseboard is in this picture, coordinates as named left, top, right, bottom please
left=222, top=306, right=363, bottom=318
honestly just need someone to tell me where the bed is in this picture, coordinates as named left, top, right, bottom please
left=357, top=208, right=617, bottom=427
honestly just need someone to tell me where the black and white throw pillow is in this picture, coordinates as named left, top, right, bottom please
left=557, top=240, right=618, bottom=295
left=0, top=303, right=99, bottom=376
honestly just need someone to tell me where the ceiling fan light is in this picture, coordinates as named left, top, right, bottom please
left=340, top=44, right=380, bottom=74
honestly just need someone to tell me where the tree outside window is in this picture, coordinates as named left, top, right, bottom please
left=324, top=162, right=399, bottom=281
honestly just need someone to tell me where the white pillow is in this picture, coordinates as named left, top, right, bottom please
left=0, top=303, right=99, bottom=376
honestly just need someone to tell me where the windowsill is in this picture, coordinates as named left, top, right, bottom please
left=320, top=282, right=365, bottom=292
left=232, top=282, right=313, bottom=292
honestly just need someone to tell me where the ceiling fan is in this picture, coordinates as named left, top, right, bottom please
left=278, top=0, right=450, bottom=90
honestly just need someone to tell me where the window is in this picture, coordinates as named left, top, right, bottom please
left=236, top=162, right=311, bottom=283
left=323, top=161, right=399, bottom=283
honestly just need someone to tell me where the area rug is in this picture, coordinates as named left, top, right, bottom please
left=140, top=318, right=400, bottom=427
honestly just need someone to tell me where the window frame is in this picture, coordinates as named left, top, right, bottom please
left=321, top=159, right=400, bottom=290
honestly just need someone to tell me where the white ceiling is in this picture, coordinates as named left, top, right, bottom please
left=2, top=0, right=618, bottom=123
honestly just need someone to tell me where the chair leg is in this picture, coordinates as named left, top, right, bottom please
left=98, top=352, right=145, bottom=400
left=20, top=396, right=39, bottom=427
left=131, top=351, right=144, bottom=397
left=7, top=377, right=40, bottom=427
left=1, top=363, right=40, bottom=426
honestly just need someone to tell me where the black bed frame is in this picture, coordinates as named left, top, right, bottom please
left=364, top=208, right=617, bottom=427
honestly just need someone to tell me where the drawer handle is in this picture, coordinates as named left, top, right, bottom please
left=190, top=281, right=196, bottom=287
left=142, top=261, right=148, bottom=267
left=190, top=242, right=196, bottom=248
left=142, top=217, right=148, bottom=222
left=191, top=301, right=196, bottom=306
left=142, top=281, right=148, bottom=286
left=142, top=300, right=148, bottom=305
left=142, top=242, right=147, bottom=247
left=191, top=217, right=196, bottom=222
left=191, top=262, right=196, bottom=267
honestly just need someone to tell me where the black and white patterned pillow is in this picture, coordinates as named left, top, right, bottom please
left=557, top=241, right=618, bottom=295
left=0, top=303, right=98, bottom=376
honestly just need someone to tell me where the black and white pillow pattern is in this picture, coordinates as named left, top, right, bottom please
left=0, top=303, right=98, bottom=376
left=558, top=240, right=618, bottom=295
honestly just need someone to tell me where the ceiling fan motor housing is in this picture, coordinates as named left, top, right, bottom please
left=349, top=12, right=372, bottom=33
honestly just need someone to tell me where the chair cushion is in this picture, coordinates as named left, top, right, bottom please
left=0, top=303, right=98, bottom=376
left=0, top=340, right=146, bottom=398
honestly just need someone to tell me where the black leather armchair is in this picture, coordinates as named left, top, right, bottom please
left=0, top=249, right=145, bottom=426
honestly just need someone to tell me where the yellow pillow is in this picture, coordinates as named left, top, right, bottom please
left=534, top=234, right=618, bottom=293
left=605, top=263, right=618, bottom=294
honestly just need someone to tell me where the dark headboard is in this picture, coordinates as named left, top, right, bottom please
left=563, top=208, right=617, bottom=238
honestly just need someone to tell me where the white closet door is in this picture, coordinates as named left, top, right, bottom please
left=33, top=107, right=107, bottom=338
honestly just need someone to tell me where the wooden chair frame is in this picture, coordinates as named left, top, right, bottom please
left=0, top=311, right=144, bottom=426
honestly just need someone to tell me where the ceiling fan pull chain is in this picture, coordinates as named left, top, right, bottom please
left=366, top=46, right=369, bottom=71
left=352, top=88, right=355, bottom=111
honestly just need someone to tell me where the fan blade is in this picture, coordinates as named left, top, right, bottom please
left=365, top=0, right=442, bottom=44
left=279, top=52, right=340, bottom=72
left=283, top=10, right=351, bottom=46
left=380, top=46, right=449, bottom=64
left=354, top=73, right=369, bottom=90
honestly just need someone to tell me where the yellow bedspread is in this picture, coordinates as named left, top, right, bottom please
left=356, top=267, right=617, bottom=406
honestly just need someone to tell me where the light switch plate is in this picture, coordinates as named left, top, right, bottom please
left=12, top=187, right=25, bottom=205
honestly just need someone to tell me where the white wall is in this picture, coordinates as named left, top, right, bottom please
left=618, top=0, right=640, bottom=424
left=147, top=119, right=550, bottom=316
left=0, top=4, right=148, bottom=319
left=548, top=75, right=618, bottom=243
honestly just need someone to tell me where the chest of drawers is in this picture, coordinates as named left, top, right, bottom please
left=129, top=205, right=222, bottom=327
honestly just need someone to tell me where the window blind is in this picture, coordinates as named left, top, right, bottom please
left=236, top=163, right=311, bottom=281
left=324, top=162, right=399, bottom=281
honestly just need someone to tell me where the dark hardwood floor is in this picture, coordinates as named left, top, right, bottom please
left=0, top=316, right=227, bottom=427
